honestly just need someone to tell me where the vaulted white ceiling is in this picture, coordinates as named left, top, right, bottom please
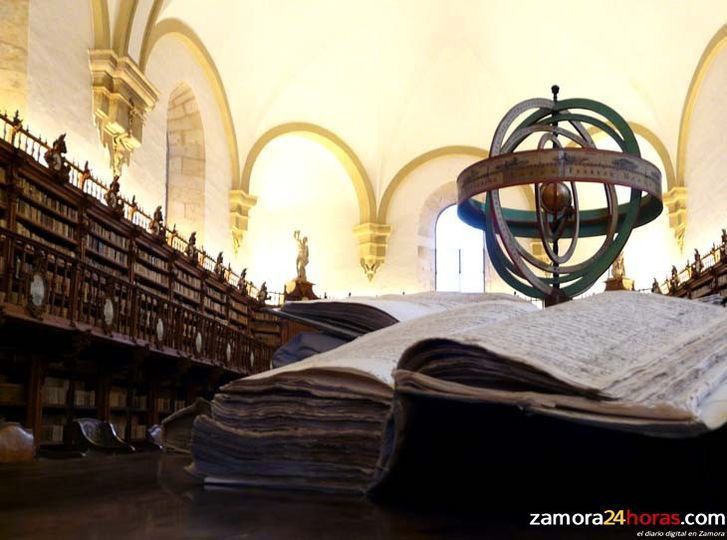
left=140, top=0, right=726, bottom=195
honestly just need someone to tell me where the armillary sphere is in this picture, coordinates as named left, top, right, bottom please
left=457, top=86, right=663, bottom=305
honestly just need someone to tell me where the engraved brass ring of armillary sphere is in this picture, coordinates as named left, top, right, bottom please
left=457, top=87, right=663, bottom=304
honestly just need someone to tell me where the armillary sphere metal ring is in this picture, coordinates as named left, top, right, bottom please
left=457, top=92, right=663, bottom=303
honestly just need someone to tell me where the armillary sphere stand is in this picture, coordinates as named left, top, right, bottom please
left=457, top=86, right=663, bottom=306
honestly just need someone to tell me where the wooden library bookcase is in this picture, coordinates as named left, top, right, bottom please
left=0, top=112, right=282, bottom=448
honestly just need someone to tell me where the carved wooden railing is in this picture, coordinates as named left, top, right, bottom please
left=0, top=229, right=273, bottom=374
left=0, top=110, right=283, bottom=306
left=653, top=232, right=727, bottom=298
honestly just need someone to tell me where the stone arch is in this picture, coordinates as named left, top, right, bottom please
left=141, top=18, right=239, bottom=185
left=111, top=0, right=138, bottom=55
left=89, top=0, right=110, bottom=49
left=677, top=24, right=727, bottom=188
left=566, top=122, right=676, bottom=191
left=241, top=122, right=376, bottom=224
left=138, top=0, right=165, bottom=62
left=379, top=146, right=486, bottom=223
left=567, top=121, right=682, bottom=246
left=379, top=145, right=536, bottom=224
left=166, top=83, right=206, bottom=241
left=629, top=122, right=676, bottom=192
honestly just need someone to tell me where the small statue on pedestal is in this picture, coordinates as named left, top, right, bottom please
left=237, top=268, right=248, bottom=296
left=9, top=110, right=22, bottom=144
left=651, top=278, right=662, bottom=294
left=44, top=134, right=70, bottom=181
left=285, top=231, right=318, bottom=301
left=294, top=230, right=309, bottom=282
left=604, top=251, right=634, bottom=291
left=104, top=175, right=125, bottom=218
left=693, top=248, right=703, bottom=276
left=186, top=232, right=199, bottom=264
left=611, top=252, right=625, bottom=279
left=257, top=281, right=269, bottom=304
left=149, top=205, right=166, bottom=241
left=669, top=265, right=680, bottom=292
left=214, top=252, right=225, bottom=278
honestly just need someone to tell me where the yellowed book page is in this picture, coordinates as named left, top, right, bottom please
left=244, top=296, right=537, bottom=388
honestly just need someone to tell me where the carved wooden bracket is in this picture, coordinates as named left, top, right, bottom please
left=89, top=50, right=159, bottom=175
left=353, top=222, right=392, bottom=281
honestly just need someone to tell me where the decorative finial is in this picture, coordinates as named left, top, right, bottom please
left=551, top=85, right=560, bottom=102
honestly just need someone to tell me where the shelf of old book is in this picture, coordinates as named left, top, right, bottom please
left=0, top=355, right=28, bottom=427
left=0, top=112, right=283, bottom=450
left=203, top=281, right=228, bottom=321
left=15, top=209, right=78, bottom=247
left=228, top=297, right=249, bottom=329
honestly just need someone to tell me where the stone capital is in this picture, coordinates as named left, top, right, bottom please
left=353, top=222, right=392, bottom=281
left=663, top=186, right=687, bottom=251
left=89, top=49, right=159, bottom=173
left=229, top=190, right=258, bottom=252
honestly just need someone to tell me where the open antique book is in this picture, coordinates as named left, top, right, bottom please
left=190, top=292, right=727, bottom=494
left=272, top=291, right=510, bottom=338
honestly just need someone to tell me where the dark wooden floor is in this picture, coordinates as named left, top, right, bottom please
left=0, top=452, right=667, bottom=539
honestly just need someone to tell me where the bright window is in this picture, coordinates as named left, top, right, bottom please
left=435, top=205, right=485, bottom=292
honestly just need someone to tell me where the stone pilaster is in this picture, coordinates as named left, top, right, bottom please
left=89, top=50, right=159, bottom=174
left=353, top=222, right=392, bottom=281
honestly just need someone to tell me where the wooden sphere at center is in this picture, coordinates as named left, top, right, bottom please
left=539, top=181, right=572, bottom=213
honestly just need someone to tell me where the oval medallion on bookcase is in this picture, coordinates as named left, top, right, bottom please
left=26, top=248, right=49, bottom=319
left=155, top=317, right=165, bottom=346
left=100, top=282, right=116, bottom=334
left=195, top=331, right=203, bottom=356
left=225, top=342, right=232, bottom=364
left=27, top=272, right=47, bottom=318
left=101, top=297, right=115, bottom=332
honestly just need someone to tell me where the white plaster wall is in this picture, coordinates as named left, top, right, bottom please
left=241, top=134, right=369, bottom=298
left=163, top=0, right=727, bottom=206
left=27, top=0, right=113, bottom=182
left=377, top=155, right=475, bottom=293
left=377, top=154, right=529, bottom=294
left=21, top=1, right=713, bottom=300
left=684, top=45, right=727, bottom=253
left=133, top=36, right=233, bottom=260
left=0, top=0, right=29, bottom=116
left=27, top=3, right=233, bottom=265
left=377, top=134, right=679, bottom=297
left=570, top=134, right=680, bottom=293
